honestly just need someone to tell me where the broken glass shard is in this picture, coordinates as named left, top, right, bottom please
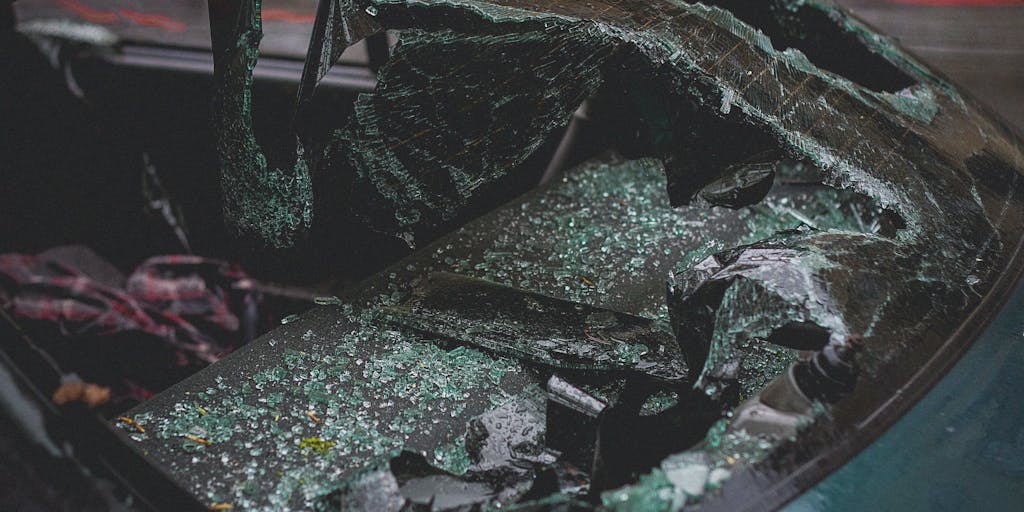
left=386, top=272, right=687, bottom=382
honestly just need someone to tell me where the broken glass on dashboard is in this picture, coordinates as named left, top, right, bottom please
left=115, top=0, right=1024, bottom=510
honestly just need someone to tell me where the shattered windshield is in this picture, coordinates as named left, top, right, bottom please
left=110, top=0, right=1024, bottom=510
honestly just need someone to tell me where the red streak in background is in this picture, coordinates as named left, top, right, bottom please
left=57, top=0, right=117, bottom=23
left=263, top=8, right=316, bottom=23
left=117, top=9, right=187, bottom=33
left=56, top=1, right=317, bottom=35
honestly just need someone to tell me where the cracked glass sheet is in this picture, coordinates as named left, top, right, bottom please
left=352, top=0, right=1021, bottom=248
left=213, top=0, right=1022, bottom=252
left=211, top=1, right=313, bottom=248
left=340, top=27, right=608, bottom=238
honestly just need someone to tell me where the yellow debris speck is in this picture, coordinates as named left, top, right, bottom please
left=117, top=416, right=145, bottom=433
left=185, top=435, right=211, bottom=446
